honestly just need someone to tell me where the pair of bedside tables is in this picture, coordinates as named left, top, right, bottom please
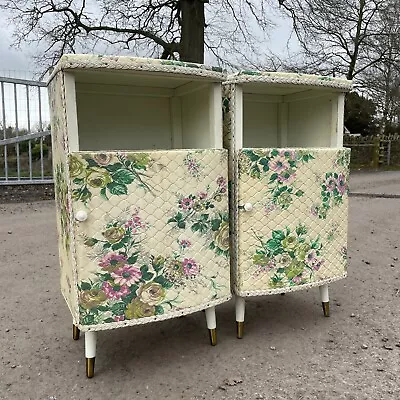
left=48, top=55, right=351, bottom=377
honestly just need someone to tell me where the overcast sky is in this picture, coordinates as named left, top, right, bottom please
left=0, top=7, right=296, bottom=79
left=0, top=6, right=296, bottom=129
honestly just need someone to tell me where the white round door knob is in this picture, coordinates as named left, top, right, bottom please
left=75, top=210, right=88, bottom=222
left=244, top=203, right=253, bottom=212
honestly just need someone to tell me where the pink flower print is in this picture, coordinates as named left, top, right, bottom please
left=198, top=192, right=208, bottom=200
left=125, top=214, right=144, bottom=233
left=114, top=315, right=125, bottom=322
left=277, top=171, right=296, bottom=184
left=217, top=176, right=227, bottom=194
left=312, top=259, right=324, bottom=271
left=182, top=258, right=200, bottom=277
left=268, top=156, right=290, bottom=173
left=325, top=176, right=337, bottom=192
left=305, top=250, right=317, bottom=266
left=184, top=156, right=202, bottom=177
left=264, top=203, right=276, bottom=214
left=179, top=197, right=194, bottom=211
left=217, top=176, right=227, bottom=188
left=179, top=239, right=191, bottom=249
left=292, top=275, right=302, bottom=284
left=99, top=253, right=127, bottom=271
left=280, top=149, right=296, bottom=160
left=259, top=260, right=275, bottom=272
left=102, top=281, right=130, bottom=300
left=310, top=205, right=318, bottom=217
left=111, top=265, right=142, bottom=286
left=337, top=173, right=347, bottom=195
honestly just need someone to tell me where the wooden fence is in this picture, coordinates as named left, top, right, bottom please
left=344, top=134, right=400, bottom=169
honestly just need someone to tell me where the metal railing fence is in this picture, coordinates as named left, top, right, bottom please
left=0, top=76, right=52, bottom=185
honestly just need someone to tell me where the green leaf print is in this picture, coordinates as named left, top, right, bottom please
left=69, top=153, right=153, bottom=204
left=111, top=169, right=135, bottom=185
left=251, top=224, right=326, bottom=288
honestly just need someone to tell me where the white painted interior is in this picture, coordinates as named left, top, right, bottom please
left=286, top=95, right=333, bottom=147
left=181, top=86, right=212, bottom=149
left=77, top=90, right=173, bottom=150
left=70, top=73, right=223, bottom=151
left=335, top=94, right=345, bottom=147
left=240, top=84, right=342, bottom=149
left=243, top=100, right=279, bottom=147
left=64, top=73, right=80, bottom=152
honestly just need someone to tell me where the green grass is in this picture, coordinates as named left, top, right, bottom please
left=0, top=155, right=53, bottom=178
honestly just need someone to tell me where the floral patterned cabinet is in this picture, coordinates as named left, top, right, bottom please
left=223, top=71, right=352, bottom=338
left=48, top=55, right=231, bottom=377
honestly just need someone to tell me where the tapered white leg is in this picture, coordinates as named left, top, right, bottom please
left=235, top=296, right=245, bottom=339
left=85, top=331, right=97, bottom=378
left=319, top=285, right=330, bottom=317
left=205, top=307, right=217, bottom=346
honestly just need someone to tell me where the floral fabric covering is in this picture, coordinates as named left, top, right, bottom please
left=48, top=73, right=81, bottom=324
left=68, top=149, right=231, bottom=329
left=235, top=147, right=350, bottom=296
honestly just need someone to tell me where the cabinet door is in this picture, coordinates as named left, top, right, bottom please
left=68, top=149, right=230, bottom=328
left=236, top=148, right=350, bottom=296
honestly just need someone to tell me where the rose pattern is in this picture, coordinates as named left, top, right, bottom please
left=69, top=152, right=153, bottom=204
left=240, top=149, right=314, bottom=211
left=252, top=224, right=325, bottom=288
left=125, top=299, right=156, bottom=319
left=79, top=289, right=107, bottom=310
left=54, top=147, right=230, bottom=327
left=138, top=282, right=166, bottom=305
left=77, top=210, right=204, bottom=325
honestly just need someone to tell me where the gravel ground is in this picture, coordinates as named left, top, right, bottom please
left=1, top=171, right=400, bottom=400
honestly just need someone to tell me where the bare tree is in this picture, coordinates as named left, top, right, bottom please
left=0, top=0, right=274, bottom=69
left=279, top=0, right=390, bottom=80
left=359, top=0, right=400, bottom=132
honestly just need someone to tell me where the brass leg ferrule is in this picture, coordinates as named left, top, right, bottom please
left=237, top=321, right=244, bottom=339
left=322, top=301, right=330, bottom=317
left=73, top=324, right=80, bottom=340
left=86, top=357, right=95, bottom=378
left=209, top=328, right=217, bottom=346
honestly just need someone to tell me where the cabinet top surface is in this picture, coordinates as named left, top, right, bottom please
left=225, top=70, right=352, bottom=93
left=47, top=54, right=227, bottom=85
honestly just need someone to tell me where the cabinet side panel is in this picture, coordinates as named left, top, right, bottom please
left=48, top=72, right=80, bottom=323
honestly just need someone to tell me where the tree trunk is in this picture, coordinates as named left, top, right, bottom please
left=180, top=0, right=205, bottom=63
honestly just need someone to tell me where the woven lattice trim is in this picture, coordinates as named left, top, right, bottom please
left=225, top=71, right=352, bottom=91
left=48, top=54, right=227, bottom=84
left=77, top=294, right=231, bottom=332
left=234, top=274, right=347, bottom=297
